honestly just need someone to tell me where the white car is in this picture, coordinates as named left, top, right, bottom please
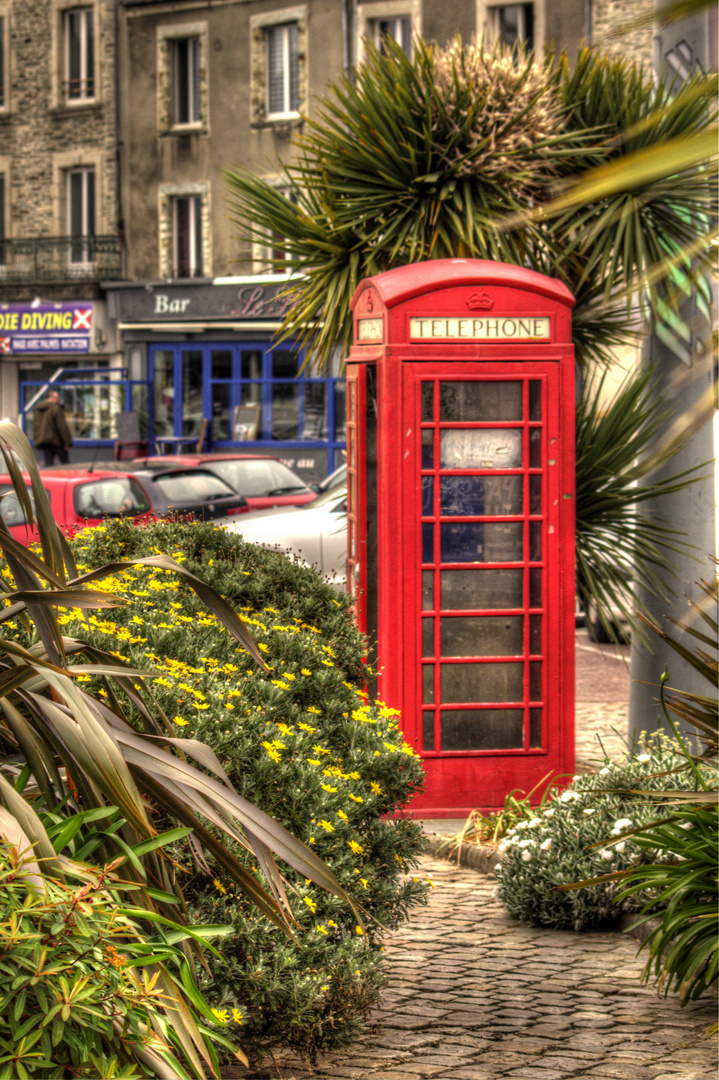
left=224, top=485, right=348, bottom=587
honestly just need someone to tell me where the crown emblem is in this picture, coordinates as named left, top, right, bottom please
left=364, top=292, right=374, bottom=312
left=467, top=289, right=494, bottom=311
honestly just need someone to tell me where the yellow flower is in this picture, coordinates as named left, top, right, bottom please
left=360, top=878, right=369, bottom=889
left=298, top=722, right=316, bottom=733
left=307, top=706, right=321, bottom=715
left=348, top=794, right=364, bottom=804
left=232, top=1008, right=243, bottom=1025
left=213, top=879, right=227, bottom=895
left=258, top=643, right=269, bottom=652
left=316, top=924, right=328, bottom=935
left=370, top=782, right=382, bottom=796
left=301, top=668, right=312, bottom=676
left=337, top=810, right=348, bottom=822
left=321, top=784, right=338, bottom=793
left=355, top=926, right=364, bottom=937
left=347, top=840, right=364, bottom=855
left=321, top=659, right=334, bottom=667
left=303, top=896, right=317, bottom=913
left=211, top=1009, right=229, bottom=1025
left=172, top=716, right=189, bottom=727
left=313, top=745, right=330, bottom=756
left=318, top=819, right=335, bottom=833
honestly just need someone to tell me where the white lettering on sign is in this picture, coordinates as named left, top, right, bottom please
left=409, top=316, right=551, bottom=340
left=357, top=317, right=383, bottom=341
left=154, top=295, right=191, bottom=314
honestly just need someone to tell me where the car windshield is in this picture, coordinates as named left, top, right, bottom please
left=208, top=458, right=310, bottom=497
left=74, top=477, right=152, bottom=519
left=0, top=484, right=43, bottom=528
left=310, top=485, right=347, bottom=511
left=151, top=471, right=236, bottom=502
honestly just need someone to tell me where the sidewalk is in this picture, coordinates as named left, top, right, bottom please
left=232, top=856, right=717, bottom=1080
left=226, top=641, right=718, bottom=1080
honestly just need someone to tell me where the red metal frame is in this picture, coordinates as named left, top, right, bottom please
left=347, top=261, right=575, bottom=816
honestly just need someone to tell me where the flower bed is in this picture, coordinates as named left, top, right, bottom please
left=46, top=518, right=428, bottom=1061
left=494, top=735, right=709, bottom=931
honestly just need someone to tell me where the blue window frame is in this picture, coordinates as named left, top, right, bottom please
left=148, top=341, right=346, bottom=477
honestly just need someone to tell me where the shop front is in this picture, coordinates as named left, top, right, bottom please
left=0, top=299, right=123, bottom=454
left=106, top=277, right=346, bottom=485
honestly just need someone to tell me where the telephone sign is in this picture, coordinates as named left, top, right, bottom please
left=346, top=260, right=576, bottom=816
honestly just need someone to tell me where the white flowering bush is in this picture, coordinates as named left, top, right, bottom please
left=495, top=734, right=710, bottom=931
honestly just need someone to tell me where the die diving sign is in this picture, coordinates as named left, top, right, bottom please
left=0, top=302, right=94, bottom=354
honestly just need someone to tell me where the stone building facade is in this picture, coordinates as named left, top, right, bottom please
left=0, top=0, right=121, bottom=437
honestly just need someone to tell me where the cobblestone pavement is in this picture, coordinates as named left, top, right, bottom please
left=575, top=702, right=629, bottom=771
left=232, top=856, right=718, bottom=1080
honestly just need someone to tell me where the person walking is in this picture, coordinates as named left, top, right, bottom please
left=33, top=390, right=73, bottom=467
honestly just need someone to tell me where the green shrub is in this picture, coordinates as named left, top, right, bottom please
left=494, top=734, right=710, bottom=931
left=57, top=518, right=428, bottom=1061
left=0, top=841, right=238, bottom=1079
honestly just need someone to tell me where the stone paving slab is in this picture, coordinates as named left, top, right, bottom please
left=224, top=856, right=718, bottom=1080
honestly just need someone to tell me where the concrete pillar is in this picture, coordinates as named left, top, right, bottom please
left=628, top=5, right=717, bottom=747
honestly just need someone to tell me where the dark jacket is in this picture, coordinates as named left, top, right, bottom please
left=34, top=400, right=73, bottom=450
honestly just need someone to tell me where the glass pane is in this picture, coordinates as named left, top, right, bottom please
left=530, top=568, right=542, bottom=608
left=441, top=662, right=523, bottom=703
left=211, top=349, right=232, bottom=380
left=422, top=618, right=434, bottom=657
left=441, top=709, right=524, bottom=751
left=423, top=665, right=434, bottom=704
left=530, top=428, right=541, bottom=467
left=347, top=427, right=354, bottom=468
left=422, top=522, right=434, bottom=563
left=181, top=350, right=203, bottom=437
left=439, top=381, right=522, bottom=422
left=272, top=348, right=299, bottom=379
left=529, top=381, right=542, bottom=420
left=422, top=475, right=433, bottom=516
left=441, top=616, right=523, bottom=657
left=347, top=380, right=355, bottom=415
left=421, top=382, right=434, bottom=422
left=241, top=349, right=262, bottom=380
left=422, top=571, right=434, bottom=610
left=529, top=474, right=541, bottom=514
left=302, top=383, right=326, bottom=440
left=441, top=522, right=523, bottom=563
left=423, top=712, right=435, bottom=751
left=334, top=380, right=346, bottom=439
left=240, top=382, right=262, bottom=407
left=441, top=568, right=524, bottom=610
left=422, top=428, right=433, bottom=469
left=530, top=614, right=541, bottom=654
left=530, top=708, right=542, bottom=748
left=153, top=349, right=174, bottom=436
left=530, top=661, right=542, bottom=701
left=530, top=521, right=542, bottom=561
left=440, top=475, right=522, bottom=516
left=211, top=383, right=230, bottom=441
left=440, top=428, right=522, bottom=470
left=272, top=383, right=299, bottom=439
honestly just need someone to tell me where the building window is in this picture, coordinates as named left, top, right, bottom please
left=0, top=173, right=5, bottom=265
left=267, top=23, right=300, bottom=117
left=157, top=22, right=209, bottom=135
left=374, top=16, right=412, bottom=55
left=491, top=4, right=534, bottom=50
left=173, top=195, right=203, bottom=278
left=67, top=167, right=95, bottom=266
left=0, top=17, right=5, bottom=109
left=250, top=7, right=306, bottom=127
left=65, top=8, right=94, bottom=101
left=172, top=37, right=201, bottom=125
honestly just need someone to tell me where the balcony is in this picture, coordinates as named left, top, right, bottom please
left=0, top=236, right=123, bottom=283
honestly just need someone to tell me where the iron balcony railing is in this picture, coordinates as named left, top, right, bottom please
left=0, top=236, right=123, bottom=283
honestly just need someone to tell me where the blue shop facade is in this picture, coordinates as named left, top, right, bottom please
left=104, top=277, right=346, bottom=485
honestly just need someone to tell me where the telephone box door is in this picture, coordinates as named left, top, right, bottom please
left=399, top=363, right=572, bottom=814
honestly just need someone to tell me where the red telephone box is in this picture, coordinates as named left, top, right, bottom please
left=346, top=260, right=575, bottom=816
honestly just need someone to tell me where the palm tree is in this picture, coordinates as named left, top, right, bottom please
left=225, top=35, right=716, bottom=636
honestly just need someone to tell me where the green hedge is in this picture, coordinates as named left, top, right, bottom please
left=57, top=519, right=428, bottom=1062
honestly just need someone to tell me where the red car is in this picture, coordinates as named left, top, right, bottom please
left=0, top=468, right=156, bottom=547
left=135, top=453, right=317, bottom=511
